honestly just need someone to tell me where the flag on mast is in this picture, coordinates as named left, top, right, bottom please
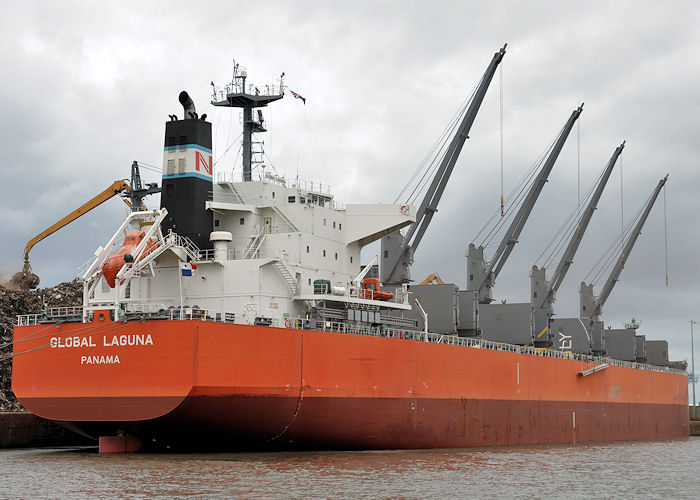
left=179, top=262, right=197, bottom=277
left=290, top=89, right=306, bottom=104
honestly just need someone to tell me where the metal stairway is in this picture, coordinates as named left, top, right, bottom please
left=272, top=206, right=299, bottom=232
left=273, top=260, right=298, bottom=295
left=229, top=183, right=246, bottom=204
left=243, top=225, right=265, bottom=259
left=176, top=234, right=202, bottom=261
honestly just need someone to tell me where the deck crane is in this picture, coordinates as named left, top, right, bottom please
left=380, top=44, right=507, bottom=287
left=531, top=141, right=626, bottom=313
left=467, top=104, right=583, bottom=304
left=13, top=162, right=160, bottom=290
left=580, top=174, right=668, bottom=322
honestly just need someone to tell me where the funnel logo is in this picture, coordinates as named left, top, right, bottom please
left=196, top=151, right=213, bottom=175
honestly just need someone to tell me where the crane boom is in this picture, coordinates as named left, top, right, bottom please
left=533, top=141, right=625, bottom=310
left=14, top=162, right=161, bottom=290
left=586, top=175, right=668, bottom=318
left=381, top=44, right=507, bottom=286
left=13, top=180, right=131, bottom=290
left=23, top=180, right=131, bottom=262
left=470, top=104, right=583, bottom=303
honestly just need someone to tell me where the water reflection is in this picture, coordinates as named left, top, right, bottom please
left=1, top=439, right=698, bottom=498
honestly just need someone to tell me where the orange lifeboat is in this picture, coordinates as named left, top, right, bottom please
left=359, top=278, right=394, bottom=301
left=102, top=231, right=157, bottom=288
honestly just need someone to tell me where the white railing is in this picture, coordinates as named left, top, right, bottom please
left=17, top=314, right=41, bottom=326
left=313, top=320, right=684, bottom=375
left=290, top=179, right=332, bottom=195
left=211, top=82, right=284, bottom=103
left=47, top=306, right=83, bottom=317
left=196, top=246, right=299, bottom=263
left=15, top=307, right=684, bottom=376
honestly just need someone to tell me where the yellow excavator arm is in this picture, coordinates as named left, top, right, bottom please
left=15, top=180, right=132, bottom=289
left=23, top=180, right=131, bottom=261
left=419, top=273, right=445, bottom=285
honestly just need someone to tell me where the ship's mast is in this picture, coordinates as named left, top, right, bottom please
left=211, top=62, right=285, bottom=181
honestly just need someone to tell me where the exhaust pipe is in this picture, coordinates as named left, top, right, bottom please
left=178, top=91, right=197, bottom=119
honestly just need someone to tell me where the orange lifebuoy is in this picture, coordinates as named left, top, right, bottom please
left=284, top=319, right=292, bottom=328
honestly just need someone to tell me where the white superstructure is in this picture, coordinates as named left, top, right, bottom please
left=82, top=178, right=415, bottom=326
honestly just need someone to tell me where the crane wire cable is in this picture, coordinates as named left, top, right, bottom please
left=663, top=183, right=669, bottom=286
left=474, top=147, right=547, bottom=247
left=589, top=207, right=642, bottom=285
left=471, top=129, right=560, bottom=247
left=394, top=74, right=483, bottom=205
left=499, top=63, right=505, bottom=216
left=534, top=163, right=605, bottom=268
left=542, top=180, right=598, bottom=269
left=620, top=155, right=624, bottom=242
left=583, top=190, right=652, bottom=285
left=394, top=94, right=469, bottom=204
left=577, top=117, right=583, bottom=243
left=406, top=119, right=459, bottom=206
left=213, top=131, right=244, bottom=167
left=296, top=106, right=327, bottom=183
left=472, top=146, right=547, bottom=244
left=400, top=93, right=473, bottom=206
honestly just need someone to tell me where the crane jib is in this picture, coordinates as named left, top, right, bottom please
left=382, top=44, right=507, bottom=286
left=478, top=104, right=584, bottom=295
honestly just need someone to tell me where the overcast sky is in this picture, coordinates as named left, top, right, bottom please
left=1, top=1, right=699, bottom=363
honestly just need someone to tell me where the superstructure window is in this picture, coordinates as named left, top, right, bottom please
left=306, top=245, right=309, bottom=253
left=323, top=218, right=326, bottom=226
left=339, top=223, right=342, bottom=230
left=214, top=220, right=220, bottom=227
left=350, top=256, right=353, bottom=263
left=272, top=192, right=275, bottom=199
left=300, top=197, right=306, bottom=204
left=240, top=218, right=245, bottom=225
left=335, top=252, right=338, bottom=260
left=323, top=250, right=326, bottom=257
left=288, top=196, right=296, bottom=203
left=333, top=221, right=336, bottom=228
left=384, top=250, right=388, bottom=258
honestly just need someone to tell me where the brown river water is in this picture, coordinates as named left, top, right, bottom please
left=1, top=438, right=699, bottom=498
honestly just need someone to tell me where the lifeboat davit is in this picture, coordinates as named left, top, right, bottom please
left=102, top=231, right=157, bottom=288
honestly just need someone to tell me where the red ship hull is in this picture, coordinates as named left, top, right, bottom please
left=12, top=317, right=689, bottom=451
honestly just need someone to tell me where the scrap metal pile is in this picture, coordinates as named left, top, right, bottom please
left=0, top=279, right=82, bottom=411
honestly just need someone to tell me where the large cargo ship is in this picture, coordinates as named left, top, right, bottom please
left=12, top=48, right=688, bottom=452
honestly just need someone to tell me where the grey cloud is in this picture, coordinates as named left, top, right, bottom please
left=1, top=0, right=698, bottom=363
